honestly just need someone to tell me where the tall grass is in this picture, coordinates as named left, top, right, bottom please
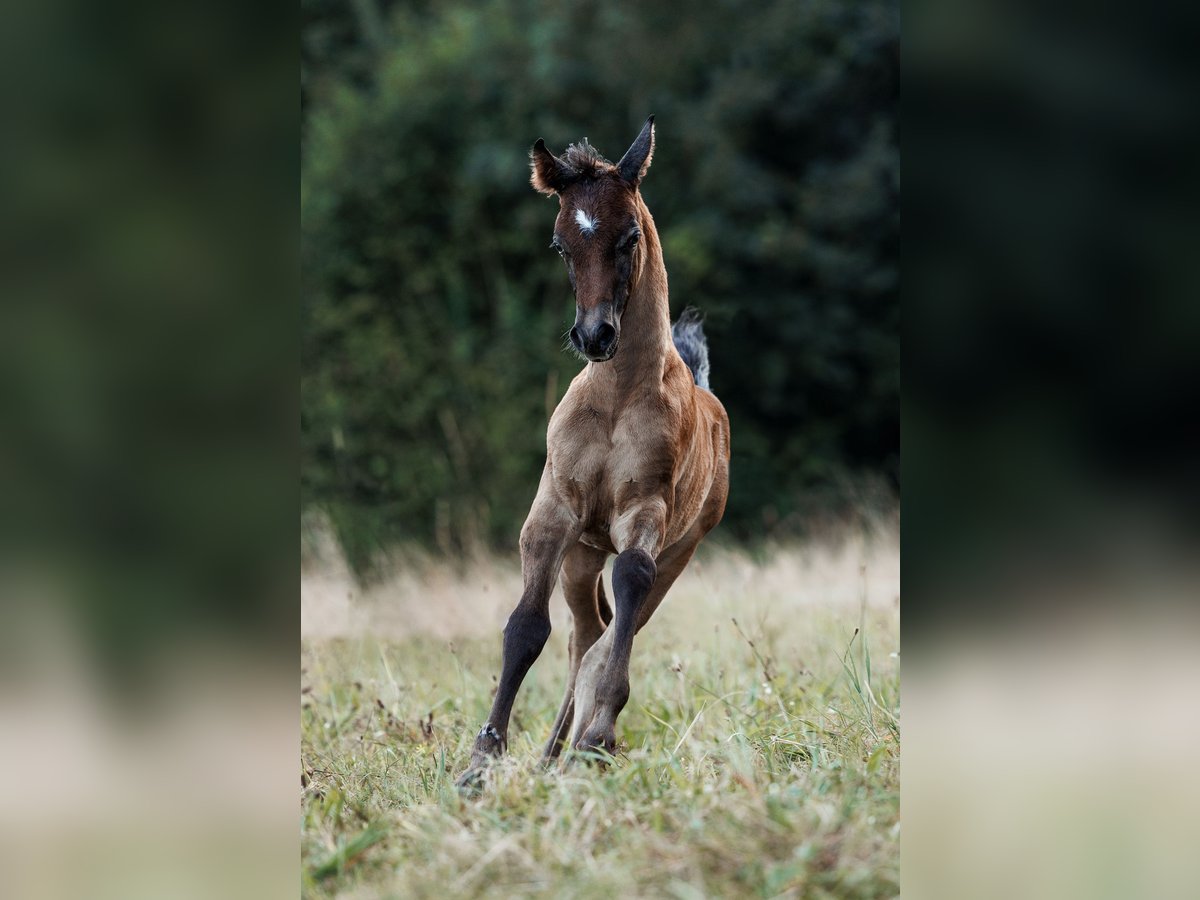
left=301, top=543, right=899, bottom=898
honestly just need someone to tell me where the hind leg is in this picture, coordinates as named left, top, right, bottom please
left=541, top=543, right=608, bottom=762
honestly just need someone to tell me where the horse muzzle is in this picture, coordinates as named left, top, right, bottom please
left=569, top=315, right=619, bottom=362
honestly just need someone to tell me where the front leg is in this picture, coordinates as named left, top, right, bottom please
left=569, top=499, right=667, bottom=755
left=457, top=492, right=579, bottom=787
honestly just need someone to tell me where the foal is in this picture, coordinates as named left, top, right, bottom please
left=459, top=117, right=730, bottom=783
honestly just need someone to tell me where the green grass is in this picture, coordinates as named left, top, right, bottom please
left=301, top=563, right=899, bottom=899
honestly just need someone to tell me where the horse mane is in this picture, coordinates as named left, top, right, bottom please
left=561, top=139, right=612, bottom=178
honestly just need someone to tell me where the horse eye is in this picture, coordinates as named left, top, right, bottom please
left=550, top=240, right=567, bottom=257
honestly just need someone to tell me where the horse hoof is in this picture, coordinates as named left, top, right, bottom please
left=573, top=729, right=618, bottom=763
left=455, top=765, right=486, bottom=795
left=456, top=724, right=505, bottom=794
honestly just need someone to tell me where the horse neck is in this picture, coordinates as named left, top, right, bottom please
left=590, top=199, right=671, bottom=390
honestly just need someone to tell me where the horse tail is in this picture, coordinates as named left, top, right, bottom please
left=671, top=307, right=711, bottom=390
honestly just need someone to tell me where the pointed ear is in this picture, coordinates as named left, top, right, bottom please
left=530, top=139, right=575, bottom=195
left=617, top=115, right=655, bottom=185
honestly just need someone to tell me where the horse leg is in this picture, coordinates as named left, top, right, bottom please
left=457, top=497, right=579, bottom=786
left=596, top=574, right=613, bottom=626
left=571, top=508, right=703, bottom=755
left=541, top=543, right=608, bottom=763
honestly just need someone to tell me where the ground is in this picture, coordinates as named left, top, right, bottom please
left=300, top=535, right=899, bottom=898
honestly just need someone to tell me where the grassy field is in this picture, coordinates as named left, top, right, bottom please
left=300, top=537, right=899, bottom=898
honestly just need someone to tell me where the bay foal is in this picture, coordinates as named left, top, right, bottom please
left=459, top=117, right=730, bottom=784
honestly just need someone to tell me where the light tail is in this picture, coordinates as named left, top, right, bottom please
left=671, top=307, right=711, bottom=390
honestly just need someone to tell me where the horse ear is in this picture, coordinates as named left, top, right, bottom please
left=530, top=139, right=573, bottom=195
left=617, top=115, right=655, bottom=185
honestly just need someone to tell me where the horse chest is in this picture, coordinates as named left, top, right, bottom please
left=549, top=409, right=668, bottom=531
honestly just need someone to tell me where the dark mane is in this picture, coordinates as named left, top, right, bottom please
left=562, top=139, right=612, bottom=177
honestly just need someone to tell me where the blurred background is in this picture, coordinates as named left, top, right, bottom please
left=1, top=2, right=296, bottom=898
left=301, top=0, right=900, bottom=573
left=905, top=2, right=1200, bottom=898
left=4, top=0, right=1198, bottom=894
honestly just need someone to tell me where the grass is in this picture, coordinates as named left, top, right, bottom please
left=300, top=544, right=899, bottom=898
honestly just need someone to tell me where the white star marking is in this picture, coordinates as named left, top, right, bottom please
left=574, top=208, right=598, bottom=235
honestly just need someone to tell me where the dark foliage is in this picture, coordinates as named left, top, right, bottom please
left=302, top=0, right=898, bottom=572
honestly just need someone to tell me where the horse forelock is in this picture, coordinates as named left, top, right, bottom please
left=562, top=139, right=613, bottom=178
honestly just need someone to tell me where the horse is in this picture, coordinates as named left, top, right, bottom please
left=458, top=117, right=730, bottom=785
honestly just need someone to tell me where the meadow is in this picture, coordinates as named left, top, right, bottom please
left=300, top=532, right=899, bottom=898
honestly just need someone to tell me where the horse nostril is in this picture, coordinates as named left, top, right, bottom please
left=594, top=322, right=616, bottom=349
left=569, top=326, right=582, bottom=349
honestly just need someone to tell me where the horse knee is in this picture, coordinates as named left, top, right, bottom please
left=612, top=548, right=656, bottom=613
left=503, top=607, right=551, bottom=670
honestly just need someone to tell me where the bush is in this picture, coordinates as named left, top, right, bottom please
left=302, top=0, right=899, bottom=573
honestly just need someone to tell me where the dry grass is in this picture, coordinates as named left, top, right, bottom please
left=300, top=532, right=899, bottom=898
